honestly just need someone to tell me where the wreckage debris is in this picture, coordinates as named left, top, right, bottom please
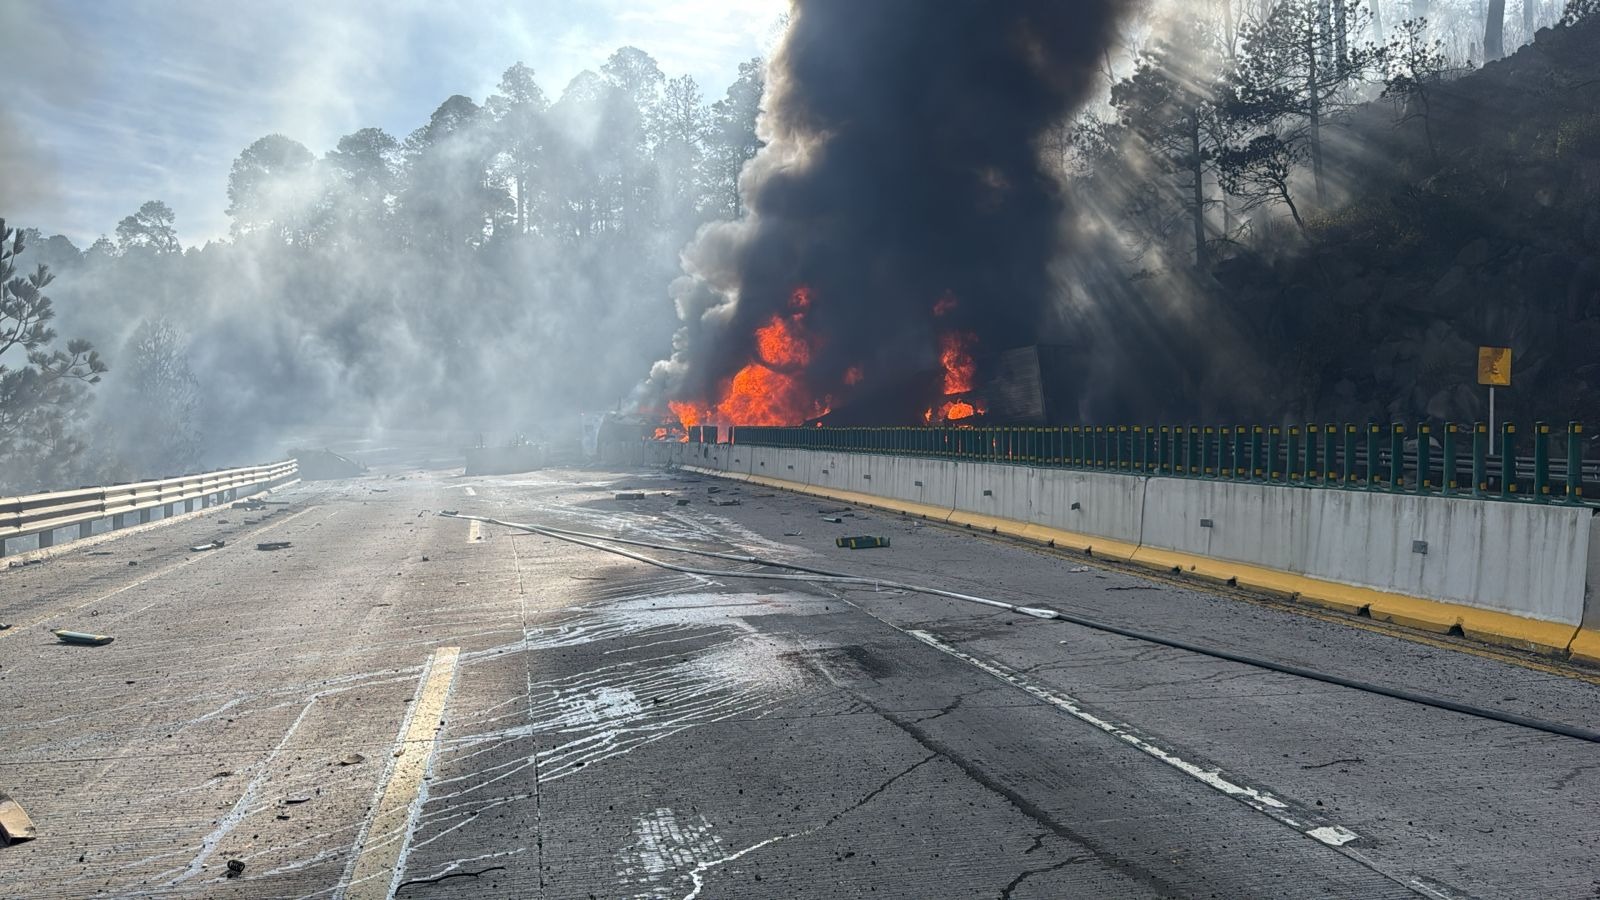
left=6, top=559, right=43, bottom=569
left=189, top=540, right=225, bottom=552
left=836, top=536, right=891, bottom=550
left=0, top=792, right=37, bottom=844
left=52, top=629, right=114, bottom=646
left=821, top=516, right=844, bottom=524
left=256, top=542, right=292, bottom=552
left=231, top=499, right=268, bottom=511
left=337, top=753, right=366, bottom=766
left=226, top=859, right=245, bottom=878
left=613, top=491, right=646, bottom=500
left=675, top=498, right=691, bottom=506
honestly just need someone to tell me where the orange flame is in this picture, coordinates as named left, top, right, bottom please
left=668, top=285, right=833, bottom=428
left=756, top=314, right=809, bottom=368
left=939, top=331, right=977, bottom=395
left=844, top=365, right=864, bottom=385
left=933, top=292, right=958, bottom=317
left=652, top=427, right=669, bottom=440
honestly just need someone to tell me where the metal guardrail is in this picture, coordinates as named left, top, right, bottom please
left=0, top=460, right=298, bottom=554
left=718, top=422, right=1597, bottom=506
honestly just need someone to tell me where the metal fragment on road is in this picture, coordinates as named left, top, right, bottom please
left=836, top=535, right=890, bottom=549
left=256, top=541, right=292, bottom=551
left=614, top=491, right=647, bottom=500
left=0, top=792, right=37, bottom=844
left=52, top=629, right=114, bottom=646
left=189, top=540, right=225, bottom=552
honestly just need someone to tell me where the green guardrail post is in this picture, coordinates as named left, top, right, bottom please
left=1250, top=426, right=1264, bottom=481
left=1201, top=427, right=1215, bottom=477
left=1305, top=424, right=1319, bottom=483
left=1533, top=421, right=1551, bottom=502
left=1287, top=426, right=1301, bottom=482
left=1341, top=424, right=1355, bottom=485
left=1185, top=426, right=1200, bottom=477
left=1441, top=423, right=1457, bottom=495
left=1416, top=423, right=1432, bottom=493
left=1567, top=422, right=1584, bottom=503
left=1471, top=422, right=1487, bottom=497
left=1169, top=426, right=1182, bottom=476
left=1234, top=426, right=1247, bottom=479
left=1132, top=426, right=1144, bottom=472
left=1266, top=426, right=1281, bottom=481
left=1157, top=426, right=1170, bottom=475
left=1390, top=423, right=1406, bottom=490
left=1500, top=422, right=1517, bottom=498
left=1365, top=424, right=1381, bottom=489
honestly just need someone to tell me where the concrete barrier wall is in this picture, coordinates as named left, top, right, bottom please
left=650, top=442, right=1597, bottom=633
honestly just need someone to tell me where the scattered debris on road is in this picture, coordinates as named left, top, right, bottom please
left=707, top=487, right=721, bottom=494
left=1067, top=566, right=1090, bottom=573
left=6, top=559, right=43, bottom=569
left=127, top=561, right=139, bottom=567
left=613, top=491, right=646, bottom=500
left=676, top=498, right=691, bottom=506
left=189, top=540, right=225, bottom=552
left=256, top=542, right=292, bottom=552
left=783, top=531, right=803, bottom=537
left=231, top=499, right=268, bottom=511
left=439, top=509, right=459, bottom=516
left=711, top=498, right=741, bottom=507
left=337, top=753, right=366, bottom=766
left=52, top=629, right=114, bottom=646
left=283, top=796, right=310, bottom=805
left=0, top=791, right=37, bottom=844
left=836, top=536, right=890, bottom=550
left=821, top=516, right=844, bottom=524
left=226, top=859, right=245, bottom=878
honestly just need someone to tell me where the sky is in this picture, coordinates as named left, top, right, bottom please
left=0, top=0, right=787, bottom=247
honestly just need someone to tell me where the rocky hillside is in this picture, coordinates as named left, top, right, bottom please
left=1214, top=14, right=1600, bottom=427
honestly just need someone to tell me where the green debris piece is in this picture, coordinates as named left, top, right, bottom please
left=835, top=536, right=890, bottom=550
left=52, top=629, right=114, bottom=646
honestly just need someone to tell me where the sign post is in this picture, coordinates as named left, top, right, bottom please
left=1477, top=346, right=1512, bottom=454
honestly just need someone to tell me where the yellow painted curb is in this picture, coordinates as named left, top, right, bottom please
left=1570, top=629, right=1600, bottom=666
left=1023, top=524, right=1141, bottom=563
left=676, top=463, right=1583, bottom=659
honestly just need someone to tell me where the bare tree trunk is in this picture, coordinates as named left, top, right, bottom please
left=1190, top=108, right=1207, bottom=268
left=1336, top=0, right=1349, bottom=72
left=1306, top=23, right=1326, bottom=203
left=1485, top=0, right=1506, bottom=58
left=1224, top=0, right=1237, bottom=57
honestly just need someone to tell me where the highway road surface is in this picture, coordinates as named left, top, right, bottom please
left=1, top=461, right=1597, bottom=898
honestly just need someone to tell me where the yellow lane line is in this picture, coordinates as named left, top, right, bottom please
left=466, top=520, right=482, bottom=544
left=0, top=506, right=320, bottom=640
left=343, top=646, right=461, bottom=900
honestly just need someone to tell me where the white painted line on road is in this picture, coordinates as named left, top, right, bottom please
left=467, top=520, right=482, bottom=543
left=905, top=629, right=1362, bottom=850
left=342, top=646, right=461, bottom=900
left=464, top=486, right=476, bottom=496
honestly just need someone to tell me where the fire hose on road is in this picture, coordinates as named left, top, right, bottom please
left=440, top=512, right=1600, bottom=745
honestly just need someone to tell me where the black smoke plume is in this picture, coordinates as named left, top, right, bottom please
left=650, top=0, right=1131, bottom=421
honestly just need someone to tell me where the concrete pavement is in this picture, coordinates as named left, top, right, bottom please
left=0, top=464, right=1596, bottom=898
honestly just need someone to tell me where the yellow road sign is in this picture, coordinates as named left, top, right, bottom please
left=1478, top=346, right=1512, bottom=386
